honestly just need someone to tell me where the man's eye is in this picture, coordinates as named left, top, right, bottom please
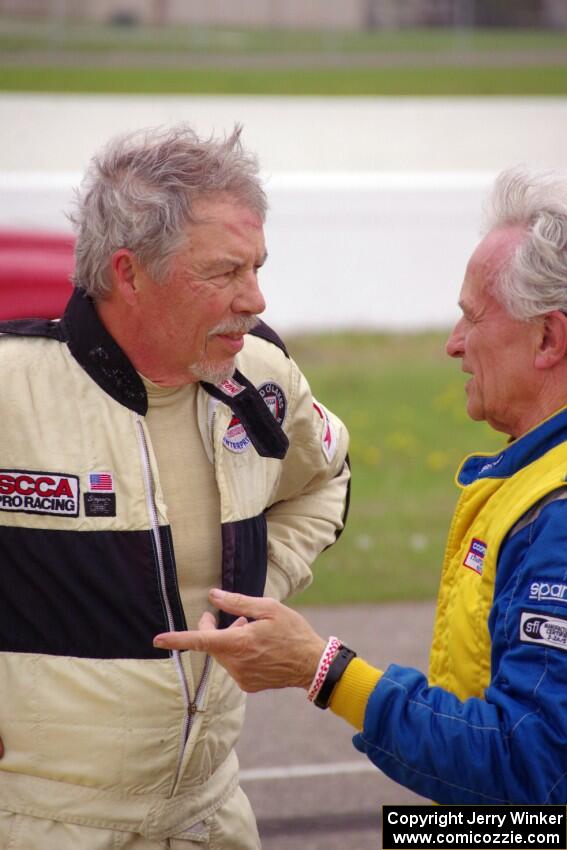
left=208, top=270, right=235, bottom=284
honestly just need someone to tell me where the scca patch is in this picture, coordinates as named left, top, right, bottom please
left=0, top=469, right=79, bottom=517
left=463, top=537, right=487, bottom=575
left=520, top=610, right=567, bottom=652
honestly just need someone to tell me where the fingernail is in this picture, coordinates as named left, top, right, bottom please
left=210, top=588, right=224, bottom=601
left=153, top=638, right=165, bottom=648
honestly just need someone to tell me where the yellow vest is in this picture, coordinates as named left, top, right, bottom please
left=429, top=439, right=567, bottom=702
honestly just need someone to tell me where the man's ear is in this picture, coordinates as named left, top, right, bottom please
left=110, top=249, right=142, bottom=306
left=534, top=311, right=567, bottom=370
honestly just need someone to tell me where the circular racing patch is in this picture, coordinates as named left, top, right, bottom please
left=223, top=414, right=251, bottom=454
left=257, top=382, right=287, bottom=425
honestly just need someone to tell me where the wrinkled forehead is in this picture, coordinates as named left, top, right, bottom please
left=192, top=193, right=265, bottom=227
left=467, top=225, right=526, bottom=285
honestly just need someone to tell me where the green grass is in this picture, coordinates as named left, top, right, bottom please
left=284, top=332, right=503, bottom=606
left=1, top=21, right=567, bottom=55
left=1, top=65, right=566, bottom=95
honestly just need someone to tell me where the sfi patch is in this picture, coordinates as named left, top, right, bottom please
left=463, top=537, right=487, bottom=575
left=223, top=414, right=252, bottom=454
left=520, top=610, right=567, bottom=653
left=257, top=382, right=287, bottom=426
left=0, top=469, right=79, bottom=517
left=313, top=400, right=338, bottom=462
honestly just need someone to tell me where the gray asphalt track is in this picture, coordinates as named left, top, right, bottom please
left=236, top=601, right=436, bottom=850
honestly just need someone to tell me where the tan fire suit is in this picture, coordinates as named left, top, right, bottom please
left=0, top=290, right=350, bottom=848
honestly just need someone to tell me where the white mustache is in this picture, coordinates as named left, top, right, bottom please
left=208, top=316, right=260, bottom=336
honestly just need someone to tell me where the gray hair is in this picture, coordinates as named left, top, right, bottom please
left=69, top=124, right=267, bottom=298
left=482, top=167, right=567, bottom=320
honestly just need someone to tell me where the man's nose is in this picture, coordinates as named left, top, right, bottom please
left=234, top=271, right=266, bottom=316
left=446, top=318, right=465, bottom=358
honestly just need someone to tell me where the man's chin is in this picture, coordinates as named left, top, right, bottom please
left=189, top=358, right=236, bottom=385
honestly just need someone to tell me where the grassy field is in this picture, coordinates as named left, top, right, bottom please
left=0, top=19, right=566, bottom=95
left=0, top=65, right=566, bottom=95
left=285, top=331, right=503, bottom=606
left=1, top=20, right=567, bottom=56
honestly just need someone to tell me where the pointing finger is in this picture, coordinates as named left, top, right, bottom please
left=153, top=628, right=236, bottom=653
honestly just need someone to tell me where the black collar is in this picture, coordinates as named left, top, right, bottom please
left=61, top=289, right=148, bottom=415
left=61, top=290, right=288, bottom=459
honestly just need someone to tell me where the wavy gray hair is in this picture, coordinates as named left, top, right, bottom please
left=482, top=167, right=567, bottom=320
left=69, top=124, right=267, bottom=299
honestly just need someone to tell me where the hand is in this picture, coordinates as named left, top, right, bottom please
left=154, top=589, right=326, bottom=693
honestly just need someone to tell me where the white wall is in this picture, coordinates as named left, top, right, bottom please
left=1, top=94, right=566, bottom=332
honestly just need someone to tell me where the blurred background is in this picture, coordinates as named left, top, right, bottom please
left=0, top=3, right=566, bottom=847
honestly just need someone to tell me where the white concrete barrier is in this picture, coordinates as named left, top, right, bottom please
left=0, top=169, right=494, bottom=331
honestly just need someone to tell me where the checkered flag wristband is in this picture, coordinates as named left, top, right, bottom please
left=307, top=636, right=342, bottom=703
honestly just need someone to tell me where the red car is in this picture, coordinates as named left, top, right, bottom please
left=0, top=230, right=75, bottom=320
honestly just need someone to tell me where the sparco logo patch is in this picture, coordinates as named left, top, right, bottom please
left=0, top=469, right=80, bottom=517
left=257, top=382, right=287, bottom=425
left=463, top=537, right=487, bottom=575
left=520, top=610, right=567, bottom=652
left=528, top=581, right=567, bottom=605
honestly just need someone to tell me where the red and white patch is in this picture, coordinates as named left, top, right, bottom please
left=215, top=377, right=246, bottom=398
left=313, top=401, right=338, bottom=463
left=0, top=469, right=80, bottom=517
left=463, top=537, right=487, bottom=575
left=223, top=415, right=252, bottom=454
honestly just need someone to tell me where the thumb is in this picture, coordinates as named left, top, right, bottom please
left=209, top=589, right=276, bottom=620
left=198, top=611, right=218, bottom=631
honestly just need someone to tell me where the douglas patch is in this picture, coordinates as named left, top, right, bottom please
left=257, top=382, right=287, bottom=425
left=0, top=469, right=79, bottom=517
left=520, top=610, right=567, bottom=652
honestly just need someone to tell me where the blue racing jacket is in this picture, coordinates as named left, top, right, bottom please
left=354, top=406, right=567, bottom=804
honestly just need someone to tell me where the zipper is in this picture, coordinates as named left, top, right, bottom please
left=135, top=415, right=210, bottom=784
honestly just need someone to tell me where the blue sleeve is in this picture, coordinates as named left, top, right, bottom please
left=353, top=496, right=567, bottom=804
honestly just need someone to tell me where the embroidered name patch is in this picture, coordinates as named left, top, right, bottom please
left=0, top=469, right=79, bottom=517
left=520, top=610, right=567, bottom=652
left=463, top=537, right=487, bottom=575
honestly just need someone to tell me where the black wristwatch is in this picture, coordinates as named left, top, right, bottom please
left=314, top=645, right=357, bottom=710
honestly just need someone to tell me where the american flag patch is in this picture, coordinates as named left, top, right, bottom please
left=88, top=473, right=114, bottom=492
